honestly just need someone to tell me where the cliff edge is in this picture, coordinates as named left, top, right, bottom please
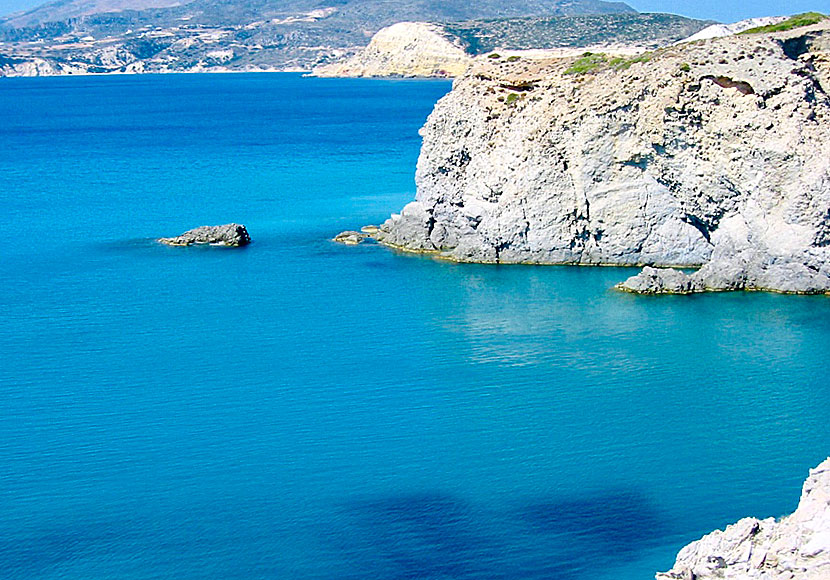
left=375, top=19, right=830, bottom=294
left=658, top=458, right=830, bottom=580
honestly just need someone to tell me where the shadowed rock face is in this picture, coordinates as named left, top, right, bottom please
left=158, top=224, right=251, bottom=247
left=375, top=21, right=830, bottom=294
left=657, top=458, right=830, bottom=580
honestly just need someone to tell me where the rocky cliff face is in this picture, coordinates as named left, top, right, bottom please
left=313, top=22, right=472, bottom=78
left=657, top=458, right=830, bottom=580
left=375, top=21, right=830, bottom=294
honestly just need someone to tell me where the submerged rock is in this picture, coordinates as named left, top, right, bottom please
left=375, top=20, right=830, bottom=294
left=657, top=458, right=830, bottom=580
left=158, top=224, right=251, bottom=247
left=333, top=230, right=368, bottom=245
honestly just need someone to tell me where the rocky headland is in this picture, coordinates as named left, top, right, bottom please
left=657, top=458, right=830, bottom=580
left=372, top=17, right=830, bottom=294
left=313, top=22, right=471, bottom=78
left=158, top=223, right=251, bottom=247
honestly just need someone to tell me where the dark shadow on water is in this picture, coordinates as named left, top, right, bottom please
left=328, top=491, right=505, bottom=580
left=0, top=521, right=134, bottom=579
left=323, top=488, right=674, bottom=580
left=518, top=488, right=671, bottom=555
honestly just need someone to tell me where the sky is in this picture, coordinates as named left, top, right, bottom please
left=0, top=0, right=826, bottom=23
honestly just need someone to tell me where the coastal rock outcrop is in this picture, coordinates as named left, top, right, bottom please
left=158, top=224, right=251, bottom=247
left=333, top=230, right=368, bottom=245
left=313, top=22, right=472, bottom=78
left=657, top=458, right=830, bottom=580
left=375, top=20, right=830, bottom=294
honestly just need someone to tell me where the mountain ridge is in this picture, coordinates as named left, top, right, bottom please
left=0, top=1, right=714, bottom=77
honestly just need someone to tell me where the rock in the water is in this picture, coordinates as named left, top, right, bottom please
left=375, top=20, right=830, bottom=294
left=158, top=224, right=251, bottom=247
left=333, top=231, right=367, bottom=245
left=617, top=266, right=702, bottom=294
left=657, top=458, right=830, bottom=580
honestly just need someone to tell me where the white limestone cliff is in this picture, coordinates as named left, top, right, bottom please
left=313, top=22, right=472, bottom=78
left=374, top=20, right=830, bottom=294
left=657, top=458, right=830, bottom=580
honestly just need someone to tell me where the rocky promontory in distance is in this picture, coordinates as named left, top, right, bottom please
left=657, top=457, right=830, bottom=580
left=369, top=16, right=830, bottom=295
left=313, top=13, right=710, bottom=78
left=158, top=224, right=251, bottom=247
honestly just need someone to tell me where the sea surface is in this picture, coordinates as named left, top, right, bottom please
left=1, top=73, right=829, bottom=580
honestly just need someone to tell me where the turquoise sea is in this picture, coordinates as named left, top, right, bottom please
left=1, top=73, right=829, bottom=579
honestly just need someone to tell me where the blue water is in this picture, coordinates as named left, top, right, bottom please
left=1, top=73, right=829, bottom=580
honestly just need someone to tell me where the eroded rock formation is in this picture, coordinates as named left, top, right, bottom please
left=374, top=21, right=830, bottom=294
left=313, top=22, right=472, bottom=78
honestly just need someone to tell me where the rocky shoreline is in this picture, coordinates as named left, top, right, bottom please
left=658, top=458, right=830, bottom=580
left=368, top=20, right=830, bottom=294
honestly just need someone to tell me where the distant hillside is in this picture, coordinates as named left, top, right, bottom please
left=1, top=0, right=635, bottom=30
left=0, top=0, right=647, bottom=75
left=1, top=0, right=186, bottom=28
left=314, top=14, right=711, bottom=78
left=444, top=13, right=712, bottom=54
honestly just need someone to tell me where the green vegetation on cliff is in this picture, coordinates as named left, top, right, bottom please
left=565, top=52, right=607, bottom=74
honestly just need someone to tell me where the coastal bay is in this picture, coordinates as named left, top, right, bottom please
left=1, top=73, right=829, bottom=579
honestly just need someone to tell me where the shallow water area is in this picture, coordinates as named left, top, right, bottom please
left=1, top=73, right=829, bottom=580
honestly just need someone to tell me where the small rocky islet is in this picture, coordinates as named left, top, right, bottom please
left=158, top=224, right=251, bottom=247
left=341, top=17, right=830, bottom=295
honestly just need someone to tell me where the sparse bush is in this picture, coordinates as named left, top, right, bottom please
left=565, top=52, right=607, bottom=74
left=507, top=55, right=521, bottom=62
left=680, top=62, right=691, bottom=72
left=505, top=92, right=520, bottom=105
left=614, top=52, right=653, bottom=70
left=488, top=53, right=501, bottom=59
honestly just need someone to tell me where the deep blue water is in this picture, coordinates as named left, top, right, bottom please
left=0, top=73, right=829, bottom=580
